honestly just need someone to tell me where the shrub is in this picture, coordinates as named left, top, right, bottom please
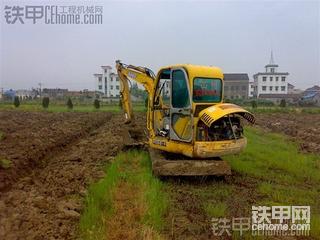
left=94, top=99, right=100, bottom=109
left=67, top=98, right=73, bottom=110
left=13, top=96, right=20, bottom=108
left=251, top=100, right=257, bottom=109
left=280, top=99, right=286, bottom=108
left=42, top=97, right=50, bottom=108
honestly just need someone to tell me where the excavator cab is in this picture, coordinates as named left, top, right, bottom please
left=116, top=61, right=255, bottom=176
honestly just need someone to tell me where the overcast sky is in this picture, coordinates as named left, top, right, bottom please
left=1, top=0, right=319, bottom=91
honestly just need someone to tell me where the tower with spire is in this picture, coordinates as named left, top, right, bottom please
left=265, top=51, right=279, bottom=73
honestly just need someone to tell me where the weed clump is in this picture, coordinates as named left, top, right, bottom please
left=13, top=96, right=20, bottom=108
left=67, top=98, right=73, bottom=110
left=94, top=99, right=100, bottom=109
left=42, top=97, right=50, bottom=109
left=0, top=158, right=12, bottom=169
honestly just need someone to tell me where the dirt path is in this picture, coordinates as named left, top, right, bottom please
left=0, top=113, right=124, bottom=240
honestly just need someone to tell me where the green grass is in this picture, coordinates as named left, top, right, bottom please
left=0, top=158, right=12, bottom=169
left=79, top=157, right=121, bottom=239
left=79, top=150, right=168, bottom=239
left=137, top=151, right=168, bottom=231
left=204, top=202, right=226, bottom=218
left=225, top=126, right=320, bottom=239
left=0, top=132, right=4, bottom=141
left=227, top=126, right=320, bottom=185
left=0, top=102, right=146, bottom=113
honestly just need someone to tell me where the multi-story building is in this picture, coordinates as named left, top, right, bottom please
left=253, top=52, right=289, bottom=98
left=94, top=66, right=120, bottom=98
left=248, top=82, right=254, bottom=98
left=223, top=73, right=249, bottom=100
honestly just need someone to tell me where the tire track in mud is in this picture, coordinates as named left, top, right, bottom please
left=0, top=114, right=125, bottom=240
left=163, top=177, right=227, bottom=240
left=162, top=175, right=260, bottom=240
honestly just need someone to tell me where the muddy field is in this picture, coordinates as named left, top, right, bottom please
left=255, top=112, right=320, bottom=154
left=0, top=111, right=125, bottom=239
left=0, top=110, right=318, bottom=240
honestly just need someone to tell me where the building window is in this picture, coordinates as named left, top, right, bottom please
left=104, top=69, right=107, bottom=73
left=269, top=86, right=273, bottom=91
left=262, top=77, right=267, bottom=81
left=116, top=77, right=119, bottom=82
left=116, top=86, right=119, bottom=90
left=225, top=86, right=229, bottom=91
left=98, top=77, right=102, bottom=82
left=262, top=86, right=267, bottom=91
left=111, top=77, right=113, bottom=82
left=281, top=77, right=286, bottom=81
left=270, top=77, right=273, bottom=81
left=242, top=86, right=246, bottom=90
left=105, top=77, right=107, bottom=83
left=111, top=86, right=113, bottom=90
left=275, top=86, right=279, bottom=91
left=98, top=85, right=102, bottom=90
left=231, top=86, right=234, bottom=91
left=235, top=86, right=239, bottom=90
left=271, top=68, right=275, bottom=73
left=276, top=77, right=279, bottom=81
left=281, top=86, right=286, bottom=91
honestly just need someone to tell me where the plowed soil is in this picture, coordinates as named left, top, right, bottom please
left=0, top=111, right=318, bottom=240
left=255, top=112, right=320, bottom=154
left=0, top=111, right=125, bottom=240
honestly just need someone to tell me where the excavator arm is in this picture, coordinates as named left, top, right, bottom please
left=115, top=60, right=155, bottom=124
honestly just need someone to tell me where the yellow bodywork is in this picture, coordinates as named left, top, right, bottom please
left=116, top=61, right=255, bottom=160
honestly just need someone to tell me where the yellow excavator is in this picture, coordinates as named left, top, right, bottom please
left=116, top=60, right=255, bottom=176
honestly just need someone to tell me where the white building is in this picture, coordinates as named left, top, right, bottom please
left=253, top=52, right=289, bottom=98
left=248, top=82, right=254, bottom=98
left=94, top=66, right=120, bottom=98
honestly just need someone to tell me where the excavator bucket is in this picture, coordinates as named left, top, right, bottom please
left=149, top=148, right=231, bottom=176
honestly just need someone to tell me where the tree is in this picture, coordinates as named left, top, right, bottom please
left=67, top=98, right=73, bottom=110
left=251, top=100, right=257, bottom=109
left=94, top=99, right=100, bottom=109
left=119, top=98, right=123, bottom=109
left=145, top=97, right=148, bottom=108
left=13, top=96, right=20, bottom=108
left=280, top=99, right=286, bottom=108
left=42, top=97, right=50, bottom=109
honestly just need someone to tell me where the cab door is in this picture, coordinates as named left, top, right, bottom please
left=170, top=68, right=193, bottom=142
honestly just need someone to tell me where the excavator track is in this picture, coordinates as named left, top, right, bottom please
left=149, top=148, right=231, bottom=176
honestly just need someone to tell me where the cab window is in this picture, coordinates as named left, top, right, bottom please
left=172, top=70, right=190, bottom=108
left=193, top=78, right=222, bottom=102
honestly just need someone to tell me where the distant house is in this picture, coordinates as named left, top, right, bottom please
left=287, top=83, right=303, bottom=94
left=259, top=93, right=301, bottom=104
left=223, top=73, right=249, bottom=100
left=94, top=66, right=120, bottom=98
left=3, top=89, right=15, bottom=100
left=15, top=89, right=37, bottom=99
left=301, top=85, right=320, bottom=106
left=248, top=81, right=254, bottom=98
left=42, top=88, right=68, bottom=98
